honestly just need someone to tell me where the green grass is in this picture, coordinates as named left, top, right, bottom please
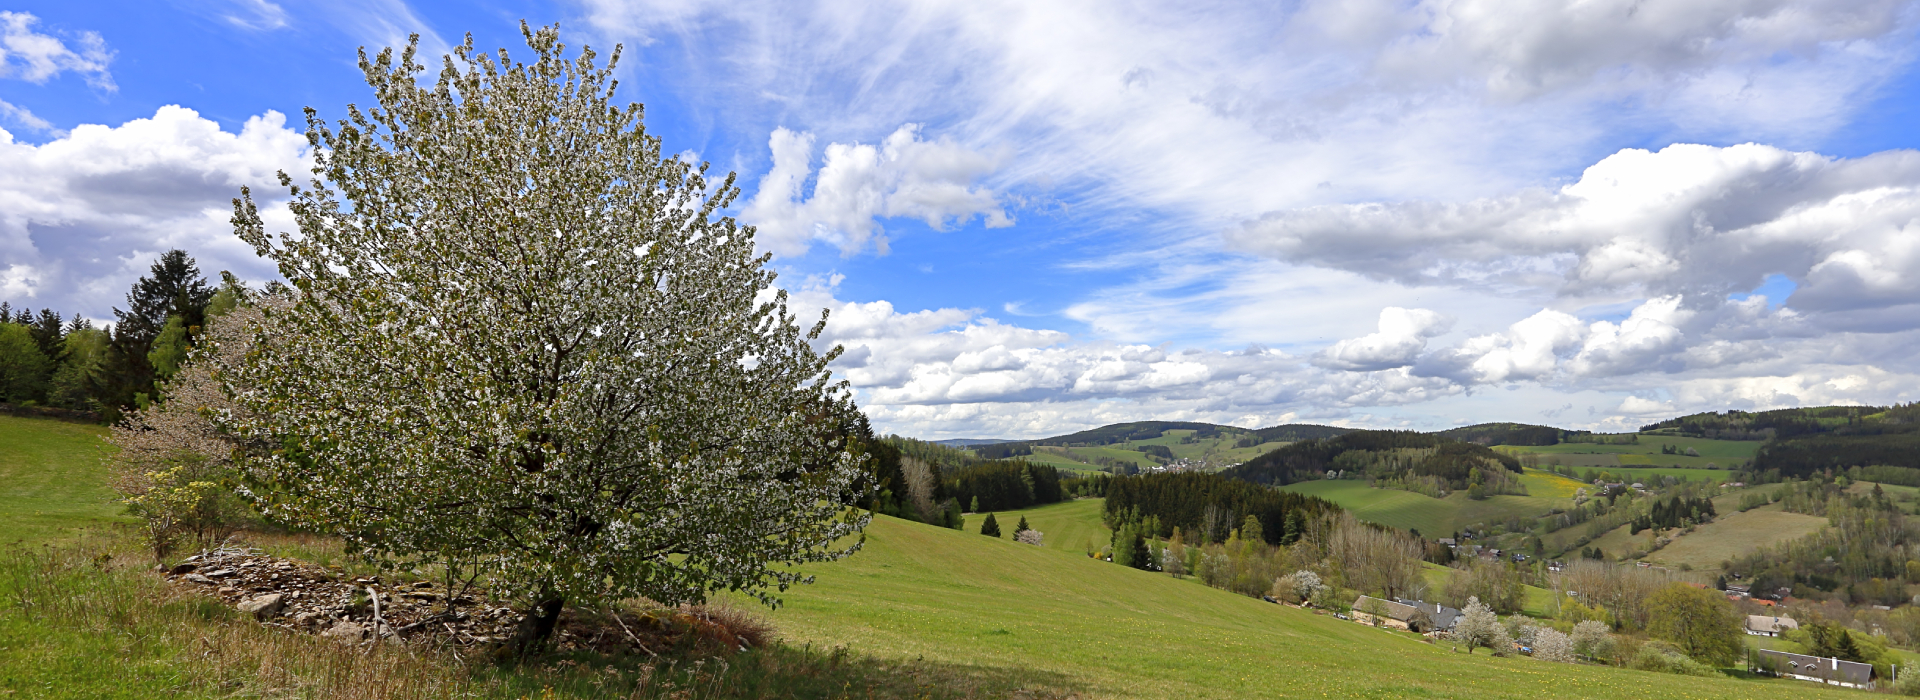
left=1502, top=436, right=1760, bottom=470
left=1278, top=480, right=1567, bottom=537
left=0, top=415, right=127, bottom=544
left=758, top=514, right=1846, bottom=699
left=985, top=498, right=1111, bottom=555
left=1641, top=504, right=1828, bottom=572
left=0, top=415, right=1862, bottom=699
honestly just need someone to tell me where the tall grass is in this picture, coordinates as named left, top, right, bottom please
left=0, top=529, right=1068, bottom=699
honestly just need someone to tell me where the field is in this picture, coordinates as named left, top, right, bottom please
left=1499, top=436, right=1760, bottom=470
left=1279, top=479, right=1570, bottom=537
left=1642, top=504, right=1828, bottom=572
left=0, top=416, right=1864, bottom=698
left=988, top=498, right=1112, bottom=555
left=0, top=415, right=127, bottom=544
left=1004, top=429, right=1289, bottom=472
left=759, top=514, right=1841, bottom=699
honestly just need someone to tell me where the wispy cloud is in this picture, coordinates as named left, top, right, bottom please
left=0, top=11, right=115, bottom=91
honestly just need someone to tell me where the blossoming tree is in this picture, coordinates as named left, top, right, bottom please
left=223, top=25, right=869, bottom=652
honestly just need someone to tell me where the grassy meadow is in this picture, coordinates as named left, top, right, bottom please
left=1641, top=504, right=1827, bottom=572
left=0, top=415, right=1870, bottom=698
left=985, top=498, right=1111, bottom=555
left=1278, top=479, right=1569, bottom=537
left=760, top=513, right=1847, bottom=699
left=0, top=415, right=128, bottom=544
left=1498, top=436, right=1760, bottom=470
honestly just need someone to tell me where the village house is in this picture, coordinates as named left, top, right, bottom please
left=1758, top=650, right=1874, bottom=689
left=1745, top=615, right=1798, bottom=637
left=1350, top=596, right=1420, bottom=630
left=1349, top=596, right=1459, bottom=633
left=1395, top=599, right=1462, bottom=633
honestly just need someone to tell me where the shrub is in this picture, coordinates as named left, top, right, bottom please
left=1015, top=529, right=1043, bottom=546
left=1628, top=642, right=1722, bottom=677
left=1533, top=628, right=1575, bottom=663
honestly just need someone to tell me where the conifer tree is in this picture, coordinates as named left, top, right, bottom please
left=981, top=512, right=1001, bottom=537
left=1014, top=516, right=1030, bottom=535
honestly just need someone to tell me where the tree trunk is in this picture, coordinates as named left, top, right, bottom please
left=505, top=594, right=566, bottom=657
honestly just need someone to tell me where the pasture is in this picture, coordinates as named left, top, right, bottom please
left=0, top=416, right=1858, bottom=699
left=1642, top=504, right=1829, bottom=572
left=1278, top=480, right=1568, bottom=537
left=0, top=415, right=126, bottom=543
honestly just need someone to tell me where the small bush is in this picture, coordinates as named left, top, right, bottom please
left=1628, top=642, right=1722, bottom=678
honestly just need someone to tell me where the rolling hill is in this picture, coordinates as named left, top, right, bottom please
left=0, top=414, right=1887, bottom=699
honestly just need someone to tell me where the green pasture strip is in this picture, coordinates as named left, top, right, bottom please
left=760, top=515, right=1844, bottom=699
left=1279, top=480, right=1564, bottom=538
left=1641, top=504, right=1828, bottom=573
left=986, top=498, right=1112, bottom=555
left=0, top=416, right=127, bottom=544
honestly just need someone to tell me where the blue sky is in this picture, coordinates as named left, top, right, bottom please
left=4, top=1, right=1920, bottom=439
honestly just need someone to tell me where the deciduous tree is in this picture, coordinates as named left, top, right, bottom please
left=222, top=26, right=868, bottom=653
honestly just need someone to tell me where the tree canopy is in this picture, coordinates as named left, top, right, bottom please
left=221, top=26, right=867, bottom=651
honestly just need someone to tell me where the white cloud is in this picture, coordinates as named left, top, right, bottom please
left=223, top=0, right=290, bottom=31
left=0, top=11, right=113, bottom=91
left=1231, top=143, right=1920, bottom=329
left=0, top=106, right=307, bottom=317
left=742, top=124, right=1012, bottom=256
left=0, top=98, right=54, bottom=133
left=1314, top=307, right=1453, bottom=371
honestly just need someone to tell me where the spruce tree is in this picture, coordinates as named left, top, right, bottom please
left=1015, top=516, right=1030, bottom=535
left=981, top=512, right=1001, bottom=537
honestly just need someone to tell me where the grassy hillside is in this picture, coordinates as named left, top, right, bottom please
left=1641, top=504, right=1828, bottom=571
left=761, top=513, right=1841, bottom=699
left=1499, top=436, right=1760, bottom=470
left=0, top=415, right=125, bottom=543
left=0, top=415, right=1865, bottom=698
left=1276, top=480, right=1568, bottom=537
left=985, top=498, right=1112, bottom=554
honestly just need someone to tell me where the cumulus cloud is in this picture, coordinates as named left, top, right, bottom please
left=742, top=124, right=1012, bottom=256
left=1371, top=0, right=1907, bottom=98
left=1314, top=307, right=1453, bottom=371
left=0, top=106, right=306, bottom=317
left=0, top=11, right=114, bottom=91
left=785, top=279, right=1468, bottom=437
left=1232, top=143, right=1920, bottom=328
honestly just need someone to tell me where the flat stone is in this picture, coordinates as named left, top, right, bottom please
left=204, top=569, right=236, bottom=578
left=320, top=620, right=365, bottom=642
left=168, top=562, right=198, bottom=575
left=184, top=573, right=214, bottom=584
left=238, top=593, right=286, bottom=620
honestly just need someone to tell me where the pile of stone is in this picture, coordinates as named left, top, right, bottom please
left=164, top=547, right=525, bottom=646
left=162, top=547, right=767, bottom=656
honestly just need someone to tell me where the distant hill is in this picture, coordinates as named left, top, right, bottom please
left=1248, top=423, right=1352, bottom=442
left=931, top=438, right=1014, bottom=447
left=1221, top=430, right=1522, bottom=494
left=1642, top=405, right=1920, bottom=478
left=1433, top=422, right=1562, bottom=447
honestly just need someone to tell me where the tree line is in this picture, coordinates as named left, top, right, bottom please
left=1101, top=471, right=1340, bottom=546
left=948, top=460, right=1066, bottom=513
left=0, top=250, right=236, bottom=423
left=1222, top=430, right=1523, bottom=496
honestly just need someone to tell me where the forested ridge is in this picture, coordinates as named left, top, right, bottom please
left=1219, top=430, right=1522, bottom=494
left=1102, top=471, right=1341, bottom=545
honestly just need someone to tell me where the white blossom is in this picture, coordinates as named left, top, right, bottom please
left=219, top=26, right=868, bottom=624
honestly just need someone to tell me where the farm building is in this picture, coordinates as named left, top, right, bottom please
left=1757, top=650, right=1873, bottom=689
left=1349, top=596, right=1459, bottom=633
left=1745, top=615, right=1798, bottom=636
